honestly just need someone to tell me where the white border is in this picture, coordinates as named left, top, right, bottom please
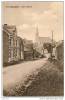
left=0, top=0, right=64, bottom=100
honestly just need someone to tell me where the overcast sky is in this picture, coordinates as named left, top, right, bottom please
left=2, top=1, right=64, bottom=42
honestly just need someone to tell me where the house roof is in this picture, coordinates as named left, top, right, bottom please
left=38, top=37, right=52, bottom=43
left=23, top=39, right=33, bottom=51
left=3, top=24, right=17, bottom=35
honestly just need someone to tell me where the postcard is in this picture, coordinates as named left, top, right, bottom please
left=2, top=1, right=64, bottom=97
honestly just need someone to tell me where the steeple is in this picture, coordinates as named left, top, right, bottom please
left=35, top=25, right=39, bottom=42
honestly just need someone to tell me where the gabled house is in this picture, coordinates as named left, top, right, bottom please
left=23, top=39, right=33, bottom=60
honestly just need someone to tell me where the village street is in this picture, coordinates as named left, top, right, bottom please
left=3, top=58, right=48, bottom=94
left=3, top=57, right=63, bottom=96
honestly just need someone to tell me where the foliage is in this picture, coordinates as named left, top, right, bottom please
left=43, top=43, right=53, bottom=53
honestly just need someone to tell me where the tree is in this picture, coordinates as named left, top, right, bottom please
left=43, top=43, right=53, bottom=53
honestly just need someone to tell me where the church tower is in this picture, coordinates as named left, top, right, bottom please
left=35, top=26, right=39, bottom=42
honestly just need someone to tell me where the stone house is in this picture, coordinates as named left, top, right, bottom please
left=56, top=40, right=64, bottom=61
left=3, top=26, right=9, bottom=64
left=16, top=36, right=24, bottom=61
left=3, top=24, right=17, bottom=65
left=23, top=39, right=33, bottom=60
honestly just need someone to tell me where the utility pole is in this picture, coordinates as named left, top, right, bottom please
left=52, top=31, right=53, bottom=45
left=51, top=31, right=53, bottom=58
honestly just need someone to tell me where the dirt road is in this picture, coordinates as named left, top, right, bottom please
left=3, top=58, right=63, bottom=96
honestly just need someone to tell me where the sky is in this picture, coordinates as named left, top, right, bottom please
left=2, top=1, right=64, bottom=42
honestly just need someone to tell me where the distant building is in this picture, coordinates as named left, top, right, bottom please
left=35, top=27, right=52, bottom=44
left=23, top=39, right=33, bottom=60
left=17, top=36, right=24, bottom=61
left=35, top=26, right=55, bottom=55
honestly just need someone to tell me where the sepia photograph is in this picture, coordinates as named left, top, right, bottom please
left=2, top=1, right=64, bottom=96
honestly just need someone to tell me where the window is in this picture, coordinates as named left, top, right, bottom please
left=9, top=39, right=11, bottom=46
